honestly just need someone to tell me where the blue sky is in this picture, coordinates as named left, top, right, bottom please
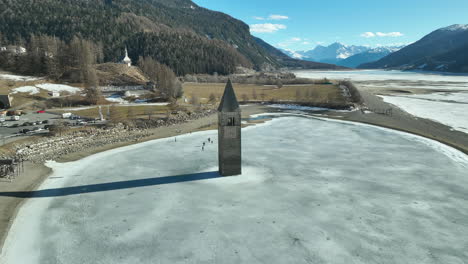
left=193, top=0, right=468, bottom=51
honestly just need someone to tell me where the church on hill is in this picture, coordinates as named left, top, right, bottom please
left=120, top=47, right=132, bottom=67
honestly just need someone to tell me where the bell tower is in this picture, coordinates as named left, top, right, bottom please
left=218, top=80, right=241, bottom=176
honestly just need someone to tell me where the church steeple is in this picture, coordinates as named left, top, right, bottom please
left=121, top=47, right=132, bottom=67
left=218, top=79, right=242, bottom=176
left=218, top=79, right=240, bottom=112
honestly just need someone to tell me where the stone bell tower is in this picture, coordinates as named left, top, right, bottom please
left=218, top=79, right=241, bottom=176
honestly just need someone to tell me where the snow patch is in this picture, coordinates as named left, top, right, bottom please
left=11, top=86, right=40, bottom=95
left=0, top=73, right=42, bottom=82
left=442, top=24, right=468, bottom=31
left=36, top=83, right=80, bottom=93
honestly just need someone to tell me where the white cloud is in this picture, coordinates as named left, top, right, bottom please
left=268, top=14, right=289, bottom=20
left=361, top=31, right=404, bottom=38
left=277, top=43, right=288, bottom=48
left=361, top=32, right=376, bottom=38
left=376, top=32, right=404, bottom=37
left=302, top=41, right=310, bottom=45
left=291, top=37, right=302, bottom=41
left=253, top=16, right=265, bottom=20
left=250, top=23, right=287, bottom=33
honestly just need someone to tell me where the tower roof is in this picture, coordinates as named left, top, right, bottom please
left=218, top=79, right=240, bottom=112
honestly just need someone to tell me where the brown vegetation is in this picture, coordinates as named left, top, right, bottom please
left=183, top=82, right=348, bottom=107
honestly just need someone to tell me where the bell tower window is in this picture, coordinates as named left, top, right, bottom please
left=227, top=117, right=236, bottom=126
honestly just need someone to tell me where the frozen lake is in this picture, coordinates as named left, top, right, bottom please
left=295, top=70, right=468, bottom=134
left=2, top=116, right=468, bottom=264
left=379, top=93, right=468, bottom=134
left=293, top=70, right=468, bottom=88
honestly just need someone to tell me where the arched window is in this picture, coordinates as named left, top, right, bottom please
left=227, top=117, right=235, bottom=126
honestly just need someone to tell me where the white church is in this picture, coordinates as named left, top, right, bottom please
left=120, top=47, right=132, bottom=67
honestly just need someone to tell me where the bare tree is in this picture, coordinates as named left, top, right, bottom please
left=49, top=120, right=67, bottom=137
left=138, top=57, right=183, bottom=100
left=108, top=105, right=121, bottom=124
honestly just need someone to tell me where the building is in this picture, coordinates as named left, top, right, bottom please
left=120, top=47, right=132, bottom=67
left=218, top=80, right=242, bottom=176
left=49, top=91, right=60, bottom=97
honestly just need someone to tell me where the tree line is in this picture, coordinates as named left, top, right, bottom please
left=0, top=0, right=274, bottom=75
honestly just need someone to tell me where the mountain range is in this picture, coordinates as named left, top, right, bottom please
left=281, top=43, right=404, bottom=68
left=0, top=0, right=342, bottom=76
left=360, top=24, right=468, bottom=72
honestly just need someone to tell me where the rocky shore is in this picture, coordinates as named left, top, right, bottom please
left=11, top=109, right=217, bottom=163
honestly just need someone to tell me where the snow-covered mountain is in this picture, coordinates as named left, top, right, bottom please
left=339, top=46, right=404, bottom=68
left=279, top=49, right=305, bottom=59
left=360, top=24, right=468, bottom=72
left=281, top=42, right=403, bottom=68
left=300, top=42, right=369, bottom=64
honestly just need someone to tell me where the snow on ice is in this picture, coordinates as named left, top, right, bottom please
left=2, top=116, right=468, bottom=264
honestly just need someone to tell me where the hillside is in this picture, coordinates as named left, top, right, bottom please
left=0, top=0, right=339, bottom=75
left=360, top=24, right=468, bottom=72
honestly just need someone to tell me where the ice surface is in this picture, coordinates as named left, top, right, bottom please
left=380, top=95, right=468, bottom=134
left=268, top=104, right=331, bottom=111
left=106, top=94, right=129, bottom=104
left=404, top=91, right=468, bottom=104
left=294, top=70, right=468, bottom=84
left=2, top=116, right=468, bottom=264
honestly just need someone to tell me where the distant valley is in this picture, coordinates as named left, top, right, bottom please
left=281, top=43, right=404, bottom=68
left=282, top=24, right=468, bottom=73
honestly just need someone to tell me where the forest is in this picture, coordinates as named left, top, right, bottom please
left=0, top=0, right=341, bottom=77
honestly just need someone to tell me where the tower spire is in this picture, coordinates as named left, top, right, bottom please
left=218, top=80, right=242, bottom=176
left=218, top=79, right=240, bottom=112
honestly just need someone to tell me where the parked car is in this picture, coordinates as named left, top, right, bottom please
left=37, top=110, right=46, bottom=114
left=10, top=124, right=19, bottom=128
left=42, top=120, right=49, bottom=124
left=7, top=110, right=23, bottom=116
left=22, top=122, right=33, bottom=126
left=21, top=129, right=30, bottom=134
left=10, top=115, right=20, bottom=121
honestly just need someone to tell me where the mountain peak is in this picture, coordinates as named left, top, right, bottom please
left=330, top=42, right=346, bottom=48
left=441, top=24, right=468, bottom=31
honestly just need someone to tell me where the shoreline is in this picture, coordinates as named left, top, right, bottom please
left=0, top=162, right=51, bottom=255
left=1, top=100, right=468, bottom=254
